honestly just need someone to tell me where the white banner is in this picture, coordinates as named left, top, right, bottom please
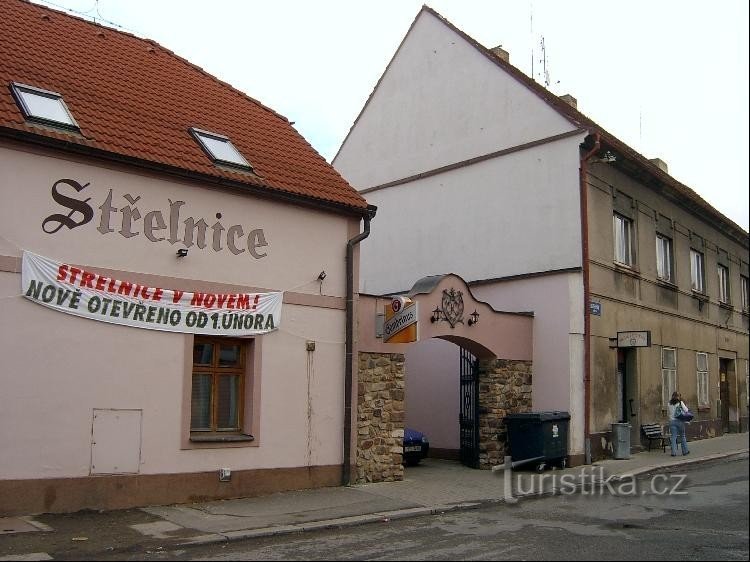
left=21, top=251, right=282, bottom=335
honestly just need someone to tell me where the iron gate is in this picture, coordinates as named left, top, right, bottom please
left=459, top=347, right=479, bottom=468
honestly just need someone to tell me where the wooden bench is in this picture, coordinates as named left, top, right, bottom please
left=641, top=423, right=668, bottom=452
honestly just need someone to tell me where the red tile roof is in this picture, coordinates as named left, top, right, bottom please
left=0, top=0, right=369, bottom=215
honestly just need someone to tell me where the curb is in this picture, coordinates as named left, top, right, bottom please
left=171, top=449, right=748, bottom=549
left=176, top=504, right=483, bottom=547
left=611, top=449, right=748, bottom=480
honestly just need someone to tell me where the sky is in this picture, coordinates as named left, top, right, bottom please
left=31, top=0, right=750, bottom=231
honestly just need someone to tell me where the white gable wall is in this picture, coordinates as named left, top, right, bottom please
left=335, top=8, right=589, bottom=460
left=335, top=10, right=577, bottom=189
left=358, top=135, right=584, bottom=296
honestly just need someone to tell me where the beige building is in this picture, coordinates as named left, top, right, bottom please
left=586, top=139, right=749, bottom=454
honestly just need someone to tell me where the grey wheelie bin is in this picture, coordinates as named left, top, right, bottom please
left=504, top=411, right=570, bottom=472
left=611, top=422, right=631, bottom=459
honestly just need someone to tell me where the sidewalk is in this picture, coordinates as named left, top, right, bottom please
left=1, top=432, right=748, bottom=560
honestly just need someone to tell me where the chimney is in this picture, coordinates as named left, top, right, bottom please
left=560, top=94, right=577, bottom=109
left=649, top=158, right=669, bottom=173
left=490, top=45, right=510, bottom=62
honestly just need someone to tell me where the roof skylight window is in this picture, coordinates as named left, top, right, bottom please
left=10, top=82, right=78, bottom=130
left=189, top=128, right=253, bottom=171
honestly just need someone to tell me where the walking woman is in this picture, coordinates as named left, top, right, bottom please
left=668, top=391, right=690, bottom=456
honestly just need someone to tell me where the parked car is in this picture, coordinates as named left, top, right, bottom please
left=403, top=427, right=429, bottom=466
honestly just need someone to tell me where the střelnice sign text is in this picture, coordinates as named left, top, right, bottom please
left=42, top=178, right=269, bottom=258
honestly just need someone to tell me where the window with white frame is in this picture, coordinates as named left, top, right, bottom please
left=189, top=127, right=253, bottom=171
left=10, top=82, right=79, bottom=130
left=690, top=249, right=705, bottom=293
left=741, top=275, right=749, bottom=312
left=661, top=347, right=677, bottom=408
left=656, top=234, right=673, bottom=282
left=717, top=264, right=730, bottom=304
left=613, top=213, right=634, bottom=266
left=696, top=352, right=709, bottom=408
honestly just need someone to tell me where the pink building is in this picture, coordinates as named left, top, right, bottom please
left=0, top=0, right=374, bottom=515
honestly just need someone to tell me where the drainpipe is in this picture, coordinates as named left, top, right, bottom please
left=580, top=132, right=600, bottom=465
left=343, top=204, right=377, bottom=486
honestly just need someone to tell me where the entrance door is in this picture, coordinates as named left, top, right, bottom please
left=617, top=349, right=639, bottom=442
left=459, top=348, right=479, bottom=468
left=720, top=359, right=731, bottom=433
left=617, top=350, right=627, bottom=422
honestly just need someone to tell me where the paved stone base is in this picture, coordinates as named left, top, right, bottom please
left=356, top=352, right=406, bottom=483
left=0, top=465, right=340, bottom=516
left=478, top=359, right=533, bottom=469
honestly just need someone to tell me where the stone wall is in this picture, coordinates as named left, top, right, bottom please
left=355, top=352, right=531, bottom=479
left=356, top=352, right=405, bottom=483
left=478, top=359, right=533, bottom=469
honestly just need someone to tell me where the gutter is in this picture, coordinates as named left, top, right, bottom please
left=580, top=132, right=600, bottom=465
left=343, top=204, right=377, bottom=485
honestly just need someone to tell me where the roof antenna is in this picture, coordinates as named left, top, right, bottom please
left=530, top=1, right=534, bottom=81
left=530, top=3, right=556, bottom=89
left=96, top=0, right=107, bottom=23
left=538, top=35, right=560, bottom=90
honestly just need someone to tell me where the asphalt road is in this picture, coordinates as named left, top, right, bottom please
left=146, top=456, right=749, bottom=561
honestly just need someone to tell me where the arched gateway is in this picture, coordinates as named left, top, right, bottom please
left=355, top=274, right=534, bottom=483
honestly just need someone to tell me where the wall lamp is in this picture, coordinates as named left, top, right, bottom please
left=176, top=248, right=188, bottom=258
left=467, top=310, right=480, bottom=326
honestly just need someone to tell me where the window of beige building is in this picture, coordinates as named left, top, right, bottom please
left=656, top=234, right=674, bottom=282
left=690, top=249, right=705, bottom=293
left=614, top=213, right=634, bottom=267
left=662, top=347, right=677, bottom=407
left=696, top=352, right=709, bottom=408
left=717, top=264, right=730, bottom=304
left=740, top=275, right=748, bottom=312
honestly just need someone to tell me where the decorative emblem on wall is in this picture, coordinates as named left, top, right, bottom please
left=441, top=288, right=464, bottom=328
